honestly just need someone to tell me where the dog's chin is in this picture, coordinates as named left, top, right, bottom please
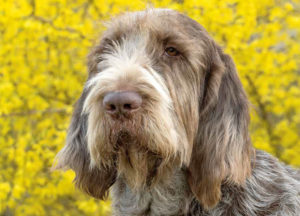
left=107, top=126, right=177, bottom=190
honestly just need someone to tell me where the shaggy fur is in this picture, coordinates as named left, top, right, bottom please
left=54, top=9, right=300, bottom=215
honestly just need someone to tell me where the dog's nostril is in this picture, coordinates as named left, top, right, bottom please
left=123, top=104, right=131, bottom=110
left=109, top=104, right=116, bottom=111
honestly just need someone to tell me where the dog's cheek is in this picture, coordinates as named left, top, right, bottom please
left=161, top=63, right=200, bottom=162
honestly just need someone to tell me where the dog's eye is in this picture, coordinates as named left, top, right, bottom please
left=165, top=47, right=180, bottom=57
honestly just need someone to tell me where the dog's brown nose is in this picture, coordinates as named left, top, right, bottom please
left=103, top=91, right=142, bottom=116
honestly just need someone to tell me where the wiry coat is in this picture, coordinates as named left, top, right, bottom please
left=54, top=9, right=300, bottom=216
left=111, top=151, right=300, bottom=216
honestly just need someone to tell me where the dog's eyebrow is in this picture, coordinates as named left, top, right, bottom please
left=159, top=35, right=194, bottom=57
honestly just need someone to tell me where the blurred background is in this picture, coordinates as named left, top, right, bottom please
left=0, top=0, right=299, bottom=215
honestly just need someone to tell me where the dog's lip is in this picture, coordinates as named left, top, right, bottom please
left=108, top=113, right=137, bottom=122
left=115, top=129, right=134, bottom=142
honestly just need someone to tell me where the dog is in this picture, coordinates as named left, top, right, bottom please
left=54, top=9, right=300, bottom=215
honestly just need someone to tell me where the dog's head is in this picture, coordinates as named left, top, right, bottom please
left=54, top=9, right=253, bottom=209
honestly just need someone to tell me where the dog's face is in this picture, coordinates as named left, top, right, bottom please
left=84, top=9, right=204, bottom=188
left=55, top=9, right=253, bottom=209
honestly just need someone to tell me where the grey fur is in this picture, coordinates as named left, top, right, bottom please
left=110, top=151, right=300, bottom=216
left=188, top=150, right=300, bottom=216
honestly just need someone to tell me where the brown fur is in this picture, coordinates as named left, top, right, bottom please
left=54, top=89, right=116, bottom=199
left=188, top=43, right=254, bottom=209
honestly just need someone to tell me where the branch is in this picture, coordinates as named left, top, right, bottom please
left=30, top=15, right=87, bottom=39
left=245, top=75, right=283, bottom=158
left=25, top=0, right=87, bottom=39
left=0, top=108, right=69, bottom=118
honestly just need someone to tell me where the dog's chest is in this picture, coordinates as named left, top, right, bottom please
left=111, top=170, right=191, bottom=216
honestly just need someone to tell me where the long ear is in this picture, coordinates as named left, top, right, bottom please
left=188, top=42, right=254, bottom=209
left=53, top=89, right=116, bottom=199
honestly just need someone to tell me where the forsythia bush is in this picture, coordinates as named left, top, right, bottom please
left=0, top=0, right=299, bottom=215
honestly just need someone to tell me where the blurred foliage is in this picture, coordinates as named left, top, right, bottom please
left=0, top=0, right=299, bottom=215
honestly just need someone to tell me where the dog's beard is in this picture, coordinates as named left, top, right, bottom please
left=86, top=107, right=184, bottom=190
left=109, top=115, right=181, bottom=189
left=115, top=130, right=164, bottom=189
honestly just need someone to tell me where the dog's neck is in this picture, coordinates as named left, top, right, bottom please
left=111, top=168, right=192, bottom=216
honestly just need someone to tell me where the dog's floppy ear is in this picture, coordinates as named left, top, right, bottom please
left=53, top=89, right=116, bottom=199
left=188, top=41, right=254, bottom=209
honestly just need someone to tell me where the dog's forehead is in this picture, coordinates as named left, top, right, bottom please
left=94, top=9, right=208, bottom=74
left=103, top=9, right=197, bottom=41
